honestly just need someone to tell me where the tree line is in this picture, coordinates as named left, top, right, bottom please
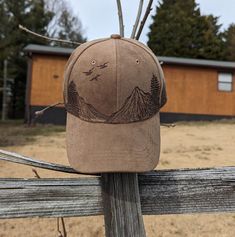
left=148, top=0, right=235, bottom=61
left=0, top=0, right=86, bottom=119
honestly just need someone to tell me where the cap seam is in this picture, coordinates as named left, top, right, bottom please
left=114, top=39, right=118, bottom=111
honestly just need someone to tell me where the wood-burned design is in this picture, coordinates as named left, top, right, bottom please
left=66, top=81, right=108, bottom=122
left=66, top=74, right=166, bottom=123
left=83, top=67, right=95, bottom=76
left=83, top=62, right=109, bottom=78
left=90, top=74, right=101, bottom=82
left=97, top=62, right=109, bottom=69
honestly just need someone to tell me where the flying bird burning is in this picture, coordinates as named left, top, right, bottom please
left=90, top=74, right=101, bottom=81
left=97, top=62, right=109, bottom=69
left=83, top=67, right=95, bottom=76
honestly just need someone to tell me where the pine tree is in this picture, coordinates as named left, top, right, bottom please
left=147, top=0, right=225, bottom=60
left=150, top=74, right=161, bottom=111
left=66, top=81, right=80, bottom=117
left=67, top=81, right=79, bottom=106
left=224, top=24, right=235, bottom=61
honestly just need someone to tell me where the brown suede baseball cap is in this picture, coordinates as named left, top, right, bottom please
left=64, top=34, right=167, bottom=173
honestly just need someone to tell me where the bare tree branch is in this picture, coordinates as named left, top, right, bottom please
left=35, top=102, right=64, bottom=118
left=116, top=0, right=125, bottom=37
left=45, top=0, right=64, bottom=37
left=0, top=149, right=98, bottom=175
left=32, top=169, right=41, bottom=179
left=131, top=0, right=144, bottom=39
left=135, top=0, right=154, bottom=40
left=32, top=169, right=67, bottom=237
left=58, top=217, right=67, bottom=237
left=19, top=24, right=82, bottom=45
left=160, top=123, right=176, bottom=128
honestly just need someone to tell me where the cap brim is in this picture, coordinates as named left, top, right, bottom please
left=66, top=113, right=160, bottom=173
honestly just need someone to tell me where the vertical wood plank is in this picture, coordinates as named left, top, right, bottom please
left=101, top=173, right=146, bottom=237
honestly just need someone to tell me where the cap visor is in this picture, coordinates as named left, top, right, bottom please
left=66, top=113, right=160, bottom=173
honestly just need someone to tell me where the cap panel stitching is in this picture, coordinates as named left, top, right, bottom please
left=114, top=39, right=118, bottom=111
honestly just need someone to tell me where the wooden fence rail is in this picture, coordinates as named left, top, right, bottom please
left=0, top=167, right=234, bottom=219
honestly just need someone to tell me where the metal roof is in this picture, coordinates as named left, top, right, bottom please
left=158, top=56, right=235, bottom=69
left=24, top=44, right=74, bottom=56
left=24, top=44, right=235, bottom=69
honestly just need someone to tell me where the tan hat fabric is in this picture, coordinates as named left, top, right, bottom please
left=64, top=34, right=167, bottom=173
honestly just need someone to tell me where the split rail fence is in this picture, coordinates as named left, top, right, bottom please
left=0, top=150, right=235, bottom=236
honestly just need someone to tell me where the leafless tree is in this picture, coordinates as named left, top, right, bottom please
left=116, top=0, right=125, bottom=37
left=131, top=0, right=144, bottom=38
left=135, top=0, right=154, bottom=40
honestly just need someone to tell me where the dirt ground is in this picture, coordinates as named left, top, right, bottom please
left=0, top=120, right=235, bottom=237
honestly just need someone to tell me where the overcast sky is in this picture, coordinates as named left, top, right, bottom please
left=68, top=0, right=235, bottom=43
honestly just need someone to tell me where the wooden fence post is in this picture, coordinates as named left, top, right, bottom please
left=101, top=173, right=146, bottom=237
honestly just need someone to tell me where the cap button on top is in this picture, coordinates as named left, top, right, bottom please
left=111, top=34, right=122, bottom=39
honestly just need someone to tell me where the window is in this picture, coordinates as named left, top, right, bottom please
left=218, top=73, right=233, bottom=92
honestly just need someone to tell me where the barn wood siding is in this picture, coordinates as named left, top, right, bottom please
left=161, top=65, right=235, bottom=116
left=30, top=54, right=68, bottom=106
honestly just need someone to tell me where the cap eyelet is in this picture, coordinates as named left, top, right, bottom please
left=91, top=60, right=96, bottom=65
left=136, top=59, right=140, bottom=64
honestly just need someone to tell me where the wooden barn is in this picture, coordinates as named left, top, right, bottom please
left=24, top=44, right=235, bottom=124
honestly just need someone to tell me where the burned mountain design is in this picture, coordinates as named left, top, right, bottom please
left=66, top=73, right=165, bottom=124
left=108, top=87, right=154, bottom=123
left=66, top=81, right=108, bottom=122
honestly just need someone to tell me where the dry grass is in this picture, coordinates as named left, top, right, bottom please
left=0, top=120, right=65, bottom=147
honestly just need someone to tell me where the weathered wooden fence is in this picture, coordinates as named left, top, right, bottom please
left=0, top=150, right=235, bottom=236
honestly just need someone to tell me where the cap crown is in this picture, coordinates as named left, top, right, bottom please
left=64, top=36, right=167, bottom=124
